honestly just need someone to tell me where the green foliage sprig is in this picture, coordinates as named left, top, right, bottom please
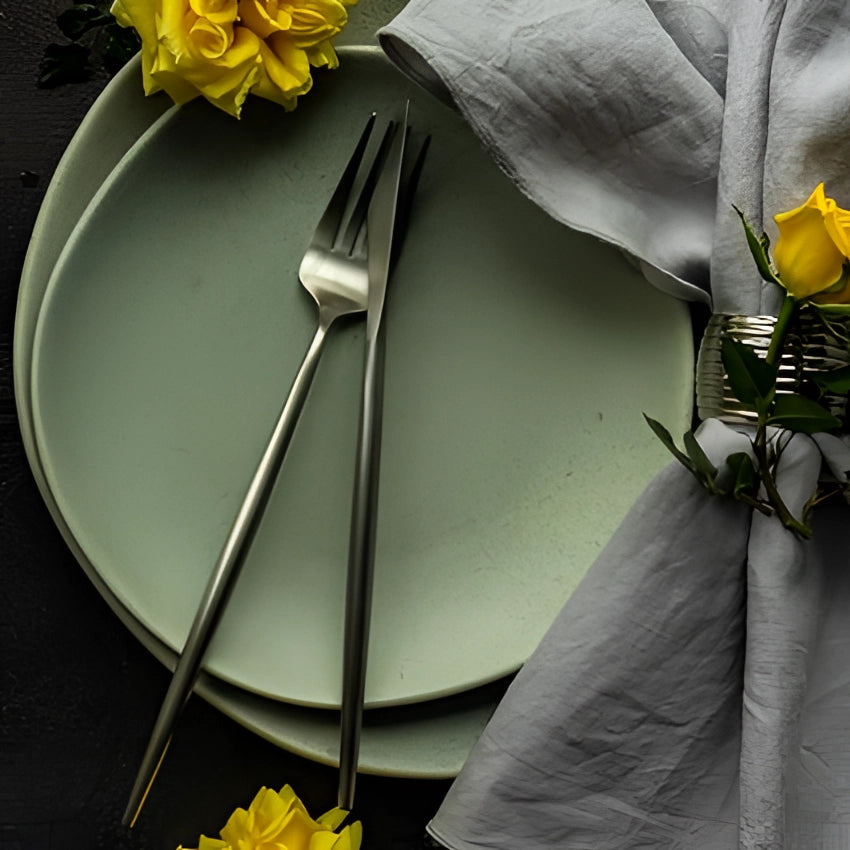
left=39, top=0, right=139, bottom=88
left=648, top=210, right=850, bottom=539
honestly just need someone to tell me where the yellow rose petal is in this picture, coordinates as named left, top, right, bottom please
left=238, top=0, right=292, bottom=40
left=253, top=35, right=312, bottom=99
left=311, top=832, right=346, bottom=850
left=179, top=786, right=361, bottom=850
left=306, top=41, right=339, bottom=69
left=255, top=788, right=294, bottom=840
left=316, top=806, right=348, bottom=832
left=148, top=56, right=204, bottom=102
left=189, top=0, right=237, bottom=24
left=158, top=0, right=199, bottom=62
left=110, top=0, right=158, bottom=42
left=109, top=0, right=134, bottom=29
left=773, top=183, right=847, bottom=298
left=220, top=806, right=250, bottom=842
left=336, top=821, right=363, bottom=850
left=277, top=784, right=299, bottom=809
left=276, top=806, right=325, bottom=847
left=189, top=17, right=232, bottom=59
left=174, top=836, right=229, bottom=850
left=111, top=0, right=170, bottom=94
left=312, top=824, right=363, bottom=850
left=824, top=205, right=850, bottom=256
left=288, top=0, right=348, bottom=47
left=197, top=836, right=229, bottom=850
left=175, top=29, right=261, bottom=116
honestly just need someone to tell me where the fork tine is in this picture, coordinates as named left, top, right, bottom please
left=344, top=127, right=430, bottom=262
left=338, top=120, right=398, bottom=254
left=309, top=112, right=377, bottom=251
left=392, top=131, right=431, bottom=264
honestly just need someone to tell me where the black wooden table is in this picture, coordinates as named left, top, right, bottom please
left=0, top=2, right=451, bottom=846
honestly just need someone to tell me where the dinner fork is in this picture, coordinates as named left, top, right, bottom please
left=123, top=114, right=395, bottom=827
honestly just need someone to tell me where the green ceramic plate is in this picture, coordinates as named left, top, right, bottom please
left=31, top=47, right=694, bottom=710
left=17, top=53, right=510, bottom=780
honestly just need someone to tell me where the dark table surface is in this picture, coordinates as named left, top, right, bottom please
left=0, top=2, right=453, bottom=847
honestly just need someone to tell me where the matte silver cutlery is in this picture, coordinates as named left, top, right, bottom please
left=123, top=107, right=425, bottom=827
left=337, top=105, right=407, bottom=811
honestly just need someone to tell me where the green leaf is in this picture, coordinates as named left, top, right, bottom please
left=725, top=451, right=758, bottom=498
left=767, top=394, right=842, bottom=433
left=103, top=25, right=141, bottom=74
left=683, top=431, right=718, bottom=483
left=38, top=42, right=92, bottom=88
left=813, top=365, right=850, bottom=394
left=721, top=337, right=777, bottom=406
left=733, top=205, right=782, bottom=286
left=57, top=4, right=112, bottom=40
left=813, top=302, right=850, bottom=316
left=644, top=415, right=693, bottom=469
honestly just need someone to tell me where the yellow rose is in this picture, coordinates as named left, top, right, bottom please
left=111, top=0, right=262, bottom=116
left=111, top=0, right=355, bottom=117
left=773, top=183, right=850, bottom=301
left=243, top=0, right=352, bottom=109
left=177, top=785, right=362, bottom=850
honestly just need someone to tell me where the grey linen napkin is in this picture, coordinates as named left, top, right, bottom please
left=379, top=1, right=850, bottom=847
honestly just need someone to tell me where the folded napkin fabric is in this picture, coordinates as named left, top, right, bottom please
left=380, top=1, right=850, bottom=847
left=424, top=420, right=850, bottom=849
left=425, top=421, right=752, bottom=849
left=381, top=0, right=850, bottom=314
left=381, top=0, right=728, bottom=303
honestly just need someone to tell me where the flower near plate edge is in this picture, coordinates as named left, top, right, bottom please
left=176, top=784, right=362, bottom=850
left=110, top=0, right=357, bottom=118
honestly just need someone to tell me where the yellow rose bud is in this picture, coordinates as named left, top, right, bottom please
left=773, top=183, right=850, bottom=300
left=811, top=204, right=850, bottom=305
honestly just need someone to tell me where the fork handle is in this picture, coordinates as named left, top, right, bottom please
left=123, top=315, right=332, bottom=827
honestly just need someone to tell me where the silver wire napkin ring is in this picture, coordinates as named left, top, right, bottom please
left=696, top=310, right=850, bottom=430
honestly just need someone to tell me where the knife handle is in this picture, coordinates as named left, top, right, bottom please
left=338, top=325, right=387, bottom=810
